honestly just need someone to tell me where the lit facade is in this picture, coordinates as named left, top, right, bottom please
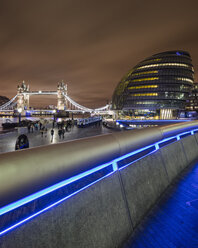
left=112, top=51, right=194, bottom=119
left=186, top=82, right=198, bottom=112
left=17, top=81, right=30, bottom=113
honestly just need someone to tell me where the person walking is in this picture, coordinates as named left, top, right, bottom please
left=31, top=124, right=34, bottom=133
left=44, top=127, right=48, bottom=138
left=58, top=129, right=62, bottom=139
left=62, top=128, right=65, bottom=139
left=65, top=121, right=68, bottom=132
left=40, top=127, right=44, bottom=138
left=27, top=124, right=31, bottom=133
left=51, top=129, right=54, bottom=142
left=35, top=122, right=38, bottom=131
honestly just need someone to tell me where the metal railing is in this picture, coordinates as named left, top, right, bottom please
left=1, top=120, right=198, bottom=236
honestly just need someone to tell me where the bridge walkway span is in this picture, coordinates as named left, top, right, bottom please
left=125, top=161, right=198, bottom=248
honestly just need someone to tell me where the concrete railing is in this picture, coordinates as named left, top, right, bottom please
left=1, top=121, right=198, bottom=248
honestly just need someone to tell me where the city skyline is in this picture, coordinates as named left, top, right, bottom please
left=0, top=0, right=198, bottom=108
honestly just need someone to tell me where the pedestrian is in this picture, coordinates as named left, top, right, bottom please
left=62, top=128, right=65, bottom=139
left=65, top=121, right=68, bottom=132
left=40, top=128, right=44, bottom=138
left=51, top=129, right=54, bottom=142
left=58, top=129, right=62, bottom=139
left=35, top=122, right=38, bottom=131
left=53, top=121, right=55, bottom=129
left=39, top=122, right=42, bottom=130
left=31, top=124, right=34, bottom=133
left=27, top=124, right=31, bottom=133
left=44, top=127, right=48, bottom=138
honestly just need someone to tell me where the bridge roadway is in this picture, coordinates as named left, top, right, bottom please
left=124, top=160, right=198, bottom=248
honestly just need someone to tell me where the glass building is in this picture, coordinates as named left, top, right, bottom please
left=186, top=82, right=198, bottom=112
left=112, top=51, right=194, bottom=119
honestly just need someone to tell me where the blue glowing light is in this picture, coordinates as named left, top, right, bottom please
left=118, top=149, right=157, bottom=171
left=0, top=161, right=113, bottom=216
left=178, top=131, right=192, bottom=139
left=0, top=127, right=197, bottom=237
left=115, top=143, right=155, bottom=162
left=0, top=171, right=114, bottom=237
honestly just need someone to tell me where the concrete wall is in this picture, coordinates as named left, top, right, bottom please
left=1, top=134, right=198, bottom=248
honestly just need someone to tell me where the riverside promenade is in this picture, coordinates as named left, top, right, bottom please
left=0, top=124, right=114, bottom=154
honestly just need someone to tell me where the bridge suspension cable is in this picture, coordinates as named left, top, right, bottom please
left=94, top=105, right=110, bottom=111
left=64, top=94, right=93, bottom=112
left=64, top=94, right=110, bottom=112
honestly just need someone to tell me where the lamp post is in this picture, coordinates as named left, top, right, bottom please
left=53, top=109, right=56, bottom=122
left=18, top=108, right=22, bottom=126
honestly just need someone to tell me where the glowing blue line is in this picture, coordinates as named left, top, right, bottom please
left=1, top=127, right=198, bottom=237
left=112, top=161, right=118, bottom=171
left=116, top=119, right=190, bottom=123
left=0, top=161, right=113, bottom=216
left=0, top=171, right=115, bottom=237
left=178, top=131, right=191, bottom=138
left=114, top=143, right=155, bottom=162
left=118, top=149, right=157, bottom=171
left=157, top=136, right=176, bottom=145
left=1, top=129, right=195, bottom=217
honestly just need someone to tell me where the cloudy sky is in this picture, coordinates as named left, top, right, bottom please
left=0, top=0, right=198, bottom=108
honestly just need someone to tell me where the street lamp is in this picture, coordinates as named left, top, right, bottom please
left=52, top=109, right=56, bottom=122
left=18, top=108, right=22, bottom=126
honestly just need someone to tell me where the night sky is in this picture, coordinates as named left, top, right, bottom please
left=0, top=0, right=198, bottom=108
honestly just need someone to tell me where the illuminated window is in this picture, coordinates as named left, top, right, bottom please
left=132, top=93, right=158, bottom=96
left=131, top=77, right=159, bottom=82
left=136, top=101, right=155, bottom=104
left=177, top=77, right=193, bottom=83
left=136, top=63, right=191, bottom=70
left=132, top=71, right=158, bottom=77
left=128, top=85, right=158, bottom=90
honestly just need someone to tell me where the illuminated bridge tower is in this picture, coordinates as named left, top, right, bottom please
left=57, top=81, right=67, bottom=110
left=17, top=81, right=30, bottom=113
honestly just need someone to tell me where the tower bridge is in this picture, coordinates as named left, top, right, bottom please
left=0, top=81, right=111, bottom=115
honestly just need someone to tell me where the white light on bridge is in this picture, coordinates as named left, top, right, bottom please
left=39, top=90, right=42, bottom=94
left=18, top=108, right=22, bottom=113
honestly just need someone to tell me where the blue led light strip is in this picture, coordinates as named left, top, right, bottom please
left=0, top=161, right=113, bottom=216
left=0, top=171, right=115, bottom=237
left=0, top=128, right=198, bottom=237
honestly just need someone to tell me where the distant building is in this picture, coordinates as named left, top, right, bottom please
left=0, top=96, right=9, bottom=106
left=186, top=82, right=198, bottom=112
left=112, top=51, right=194, bottom=119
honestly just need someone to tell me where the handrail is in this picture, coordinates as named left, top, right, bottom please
left=0, top=120, right=198, bottom=209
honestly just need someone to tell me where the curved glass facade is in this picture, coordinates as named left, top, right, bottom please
left=112, top=51, right=194, bottom=118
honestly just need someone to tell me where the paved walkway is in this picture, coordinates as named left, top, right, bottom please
left=0, top=124, right=114, bottom=154
left=125, top=162, right=198, bottom=248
